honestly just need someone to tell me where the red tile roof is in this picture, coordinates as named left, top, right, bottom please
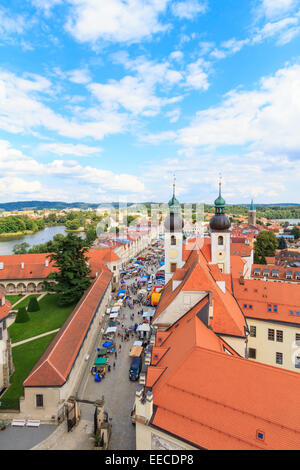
left=0, top=291, right=11, bottom=322
left=233, top=278, right=300, bottom=324
left=23, top=269, right=112, bottom=387
left=148, top=304, right=300, bottom=449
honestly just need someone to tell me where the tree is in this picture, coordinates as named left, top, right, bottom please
left=27, top=297, right=40, bottom=312
left=13, top=242, right=30, bottom=254
left=278, top=237, right=287, bottom=250
left=15, top=306, right=30, bottom=323
left=44, top=233, right=92, bottom=306
left=254, top=231, right=278, bottom=259
left=291, top=226, right=300, bottom=240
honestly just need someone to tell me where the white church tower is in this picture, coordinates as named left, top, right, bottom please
left=209, top=179, right=231, bottom=274
left=164, top=177, right=184, bottom=283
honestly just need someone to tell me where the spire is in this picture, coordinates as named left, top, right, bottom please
left=214, top=174, right=226, bottom=215
left=168, top=173, right=180, bottom=213
left=249, top=199, right=256, bottom=211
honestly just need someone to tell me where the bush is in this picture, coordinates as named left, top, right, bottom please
left=15, top=307, right=30, bottom=324
left=27, top=297, right=40, bottom=312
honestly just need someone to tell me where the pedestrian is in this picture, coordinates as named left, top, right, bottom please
left=119, top=344, right=122, bottom=351
left=113, top=362, right=115, bottom=368
left=115, top=351, right=117, bottom=359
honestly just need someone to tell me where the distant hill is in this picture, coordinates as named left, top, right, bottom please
left=0, top=201, right=298, bottom=212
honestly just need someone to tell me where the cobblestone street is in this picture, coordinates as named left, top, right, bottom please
left=33, top=248, right=160, bottom=451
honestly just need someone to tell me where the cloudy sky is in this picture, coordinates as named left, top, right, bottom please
left=0, top=0, right=300, bottom=204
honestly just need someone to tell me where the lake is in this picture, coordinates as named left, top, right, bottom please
left=0, top=226, right=70, bottom=255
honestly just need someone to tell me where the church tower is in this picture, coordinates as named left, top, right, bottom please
left=164, top=177, right=184, bottom=283
left=248, top=199, right=256, bottom=226
left=209, top=180, right=231, bottom=274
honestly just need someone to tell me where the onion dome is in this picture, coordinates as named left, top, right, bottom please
left=164, top=176, right=184, bottom=232
left=209, top=181, right=231, bottom=231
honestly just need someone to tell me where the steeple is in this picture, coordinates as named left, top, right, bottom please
left=168, top=174, right=180, bottom=213
left=249, top=199, right=256, bottom=211
left=209, top=176, right=231, bottom=231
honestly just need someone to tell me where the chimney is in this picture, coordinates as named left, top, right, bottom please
left=21, top=262, right=24, bottom=270
left=0, top=262, right=3, bottom=270
left=239, top=275, right=245, bottom=285
left=208, top=291, right=213, bottom=321
left=45, top=259, right=49, bottom=267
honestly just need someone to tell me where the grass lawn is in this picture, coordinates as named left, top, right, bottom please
left=0, top=333, right=57, bottom=410
left=8, top=294, right=76, bottom=344
left=12, top=294, right=40, bottom=310
left=5, top=294, right=23, bottom=306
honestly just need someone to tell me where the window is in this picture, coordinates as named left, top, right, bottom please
left=268, top=329, right=274, bottom=341
left=295, top=333, right=300, bottom=345
left=35, top=394, right=44, bottom=408
left=295, top=356, right=300, bottom=369
left=171, top=235, right=176, bottom=246
left=276, top=330, right=283, bottom=342
left=276, top=352, right=283, bottom=365
left=250, top=326, right=256, bottom=337
left=113, top=266, right=116, bottom=271
left=256, top=430, right=265, bottom=441
left=248, top=348, right=256, bottom=359
left=170, top=263, right=177, bottom=273
left=218, top=236, right=224, bottom=246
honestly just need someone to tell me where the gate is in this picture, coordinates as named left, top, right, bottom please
left=66, top=401, right=76, bottom=432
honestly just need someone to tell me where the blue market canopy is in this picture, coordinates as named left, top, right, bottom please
left=102, top=341, right=113, bottom=348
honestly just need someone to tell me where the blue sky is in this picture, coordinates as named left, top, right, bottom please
left=0, top=0, right=300, bottom=204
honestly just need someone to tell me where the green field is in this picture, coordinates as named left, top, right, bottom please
left=8, top=294, right=76, bottom=344
left=0, top=333, right=57, bottom=410
left=5, top=294, right=23, bottom=306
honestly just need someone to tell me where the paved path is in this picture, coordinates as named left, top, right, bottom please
left=11, top=329, right=60, bottom=348
left=32, top=246, right=162, bottom=451
left=10, top=294, right=30, bottom=308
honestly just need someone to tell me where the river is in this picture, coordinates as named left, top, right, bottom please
left=0, top=226, right=72, bottom=255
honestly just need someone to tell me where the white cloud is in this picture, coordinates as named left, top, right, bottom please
left=259, top=0, right=300, bottom=19
left=185, top=58, right=210, bottom=90
left=0, top=139, right=145, bottom=200
left=0, top=6, right=26, bottom=37
left=30, top=0, right=62, bottom=15
left=68, top=68, right=91, bottom=84
left=66, top=0, right=170, bottom=44
left=253, top=16, right=300, bottom=44
left=177, top=63, right=300, bottom=154
left=171, top=0, right=207, bottom=19
left=38, top=143, right=103, bottom=157
left=0, top=69, right=128, bottom=140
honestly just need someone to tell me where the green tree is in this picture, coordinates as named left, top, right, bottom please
left=15, top=306, right=30, bottom=323
left=44, top=233, right=92, bottom=306
left=27, top=297, right=40, bottom=312
left=278, top=237, right=287, bottom=250
left=13, top=242, right=30, bottom=254
left=254, top=231, right=278, bottom=259
left=291, top=226, right=300, bottom=240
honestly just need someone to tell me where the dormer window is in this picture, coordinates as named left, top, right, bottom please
left=218, top=236, right=224, bottom=246
left=171, top=235, right=176, bottom=246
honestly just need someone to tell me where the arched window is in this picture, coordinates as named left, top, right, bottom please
left=171, top=235, right=176, bottom=246
left=218, top=236, right=224, bottom=246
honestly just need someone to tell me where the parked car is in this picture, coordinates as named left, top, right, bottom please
left=129, top=357, right=142, bottom=381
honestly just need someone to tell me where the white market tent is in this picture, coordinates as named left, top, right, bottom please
left=133, top=340, right=143, bottom=347
left=137, top=324, right=151, bottom=332
left=111, top=306, right=121, bottom=313
left=109, top=312, right=118, bottom=319
left=106, top=308, right=111, bottom=314
left=105, top=326, right=117, bottom=334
